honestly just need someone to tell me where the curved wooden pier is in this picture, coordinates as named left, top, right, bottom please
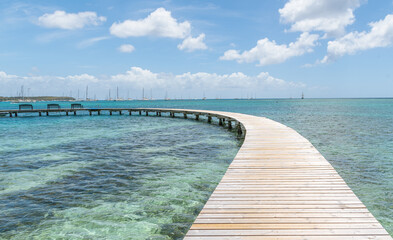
left=1, top=107, right=391, bottom=239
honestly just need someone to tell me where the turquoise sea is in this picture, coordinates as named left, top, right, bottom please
left=1, top=99, right=392, bottom=239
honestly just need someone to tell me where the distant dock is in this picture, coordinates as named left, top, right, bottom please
left=1, top=107, right=391, bottom=239
left=0, top=108, right=242, bottom=133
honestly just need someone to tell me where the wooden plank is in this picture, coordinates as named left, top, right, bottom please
left=194, top=218, right=379, bottom=224
left=208, top=197, right=361, bottom=201
left=202, top=204, right=367, bottom=209
left=190, top=223, right=383, bottom=230
left=197, top=213, right=377, bottom=218
left=199, top=208, right=373, bottom=213
left=187, top=229, right=390, bottom=236
left=184, top=236, right=393, bottom=240
left=205, top=200, right=364, bottom=205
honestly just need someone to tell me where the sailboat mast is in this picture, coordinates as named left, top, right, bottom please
left=21, top=85, right=24, bottom=101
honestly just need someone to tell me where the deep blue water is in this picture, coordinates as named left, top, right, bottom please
left=1, top=99, right=392, bottom=238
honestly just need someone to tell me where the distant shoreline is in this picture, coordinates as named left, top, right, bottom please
left=0, top=96, right=75, bottom=102
left=1, top=97, right=393, bottom=102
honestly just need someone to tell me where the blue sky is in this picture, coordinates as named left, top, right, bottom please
left=1, top=0, right=393, bottom=99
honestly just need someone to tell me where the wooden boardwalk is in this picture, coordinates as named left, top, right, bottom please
left=0, top=107, right=391, bottom=239
left=183, top=110, right=392, bottom=239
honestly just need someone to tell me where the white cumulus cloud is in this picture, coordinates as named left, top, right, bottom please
left=0, top=68, right=305, bottom=98
left=0, top=71, right=18, bottom=79
left=109, top=67, right=305, bottom=89
left=38, top=11, right=106, bottom=30
left=220, top=32, right=319, bottom=66
left=118, top=44, right=135, bottom=53
left=173, top=71, right=305, bottom=89
left=65, top=74, right=99, bottom=83
left=177, top=34, right=207, bottom=52
left=111, top=67, right=163, bottom=88
left=279, top=0, right=361, bottom=36
left=110, top=8, right=191, bottom=38
left=322, top=13, right=393, bottom=63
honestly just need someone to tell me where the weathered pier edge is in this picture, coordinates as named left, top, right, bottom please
left=0, top=108, right=245, bottom=136
left=1, top=107, right=391, bottom=239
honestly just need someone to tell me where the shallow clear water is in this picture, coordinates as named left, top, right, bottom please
left=0, top=113, right=240, bottom=239
left=1, top=99, right=393, bottom=238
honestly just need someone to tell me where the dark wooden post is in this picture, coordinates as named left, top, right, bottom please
left=39, top=112, right=42, bottom=116
left=74, top=111, right=76, bottom=116
left=129, top=110, right=132, bottom=115
left=98, top=110, right=101, bottom=115
left=237, top=123, right=242, bottom=136
left=139, top=111, right=142, bottom=115
left=46, top=111, right=49, bottom=116
left=66, top=111, right=69, bottom=116
left=195, top=114, right=199, bottom=120
left=89, top=111, right=92, bottom=116
left=219, top=118, right=223, bottom=126
left=159, top=112, right=161, bottom=116
left=110, top=111, right=112, bottom=116
left=146, top=111, right=148, bottom=116
left=228, top=120, right=232, bottom=129
left=208, top=116, right=212, bottom=123
left=9, top=112, right=12, bottom=117
left=156, top=111, right=159, bottom=116
left=184, top=113, right=187, bottom=119
left=119, top=111, right=122, bottom=115
left=15, top=112, right=18, bottom=117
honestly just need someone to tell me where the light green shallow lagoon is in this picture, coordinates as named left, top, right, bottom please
left=0, top=98, right=392, bottom=239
